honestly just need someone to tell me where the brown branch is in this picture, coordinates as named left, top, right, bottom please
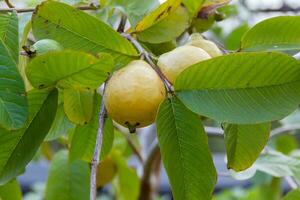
left=121, top=132, right=144, bottom=163
left=90, top=82, right=108, bottom=200
left=139, top=141, right=161, bottom=200
left=0, top=4, right=99, bottom=13
left=117, top=15, right=127, bottom=33
left=121, top=33, right=173, bottom=93
left=4, top=0, right=14, bottom=8
left=205, top=124, right=300, bottom=138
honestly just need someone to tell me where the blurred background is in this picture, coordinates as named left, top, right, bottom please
left=1, top=0, right=300, bottom=199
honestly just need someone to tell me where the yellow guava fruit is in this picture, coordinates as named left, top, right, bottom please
left=186, top=33, right=222, bottom=57
left=96, top=156, right=117, bottom=187
left=157, top=45, right=211, bottom=83
left=104, top=60, right=166, bottom=131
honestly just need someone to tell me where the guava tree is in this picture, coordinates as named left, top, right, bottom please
left=0, top=0, right=300, bottom=199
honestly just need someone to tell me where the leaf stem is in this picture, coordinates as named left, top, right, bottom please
left=121, top=33, right=173, bottom=94
left=90, top=82, right=108, bottom=200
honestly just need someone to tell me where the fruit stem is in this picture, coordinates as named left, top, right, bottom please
left=121, top=33, right=174, bottom=94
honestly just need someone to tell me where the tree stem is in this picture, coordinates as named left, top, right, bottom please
left=139, top=141, right=161, bottom=200
left=0, top=4, right=100, bottom=13
left=121, top=33, right=173, bottom=93
left=4, top=0, right=14, bottom=8
left=90, top=82, right=108, bottom=200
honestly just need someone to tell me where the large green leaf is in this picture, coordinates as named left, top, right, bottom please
left=241, top=16, right=300, bottom=51
left=70, top=95, right=114, bottom=162
left=26, top=50, right=114, bottom=89
left=175, top=52, right=300, bottom=124
left=45, top=150, right=90, bottom=200
left=135, top=0, right=181, bottom=31
left=0, top=179, right=22, bottom=200
left=225, top=123, right=270, bottom=171
left=137, top=7, right=190, bottom=43
left=63, top=88, right=94, bottom=125
left=0, top=12, right=28, bottom=130
left=46, top=103, right=75, bottom=141
left=0, top=89, right=58, bottom=184
left=32, top=1, right=137, bottom=58
left=111, top=150, right=140, bottom=200
left=156, top=96, right=216, bottom=200
left=283, top=189, right=300, bottom=200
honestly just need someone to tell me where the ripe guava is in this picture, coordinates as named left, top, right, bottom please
left=104, top=60, right=166, bottom=132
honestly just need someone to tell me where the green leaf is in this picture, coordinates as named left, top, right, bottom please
left=110, top=0, right=159, bottom=27
left=45, top=150, right=90, bottom=200
left=111, top=150, right=140, bottom=200
left=283, top=189, right=300, bottom=200
left=46, top=103, right=75, bottom=141
left=137, top=7, right=190, bottom=43
left=274, top=135, right=298, bottom=155
left=63, top=88, right=94, bottom=125
left=225, top=123, right=270, bottom=171
left=241, top=16, right=300, bottom=51
left=0, top=179, right=22, bottom=200
left=156, top=96, right=216, bottom=200
left=0, top=89, right=58, bottom=184
left=32, top=1, right=137, bottom=57
left=175, top=52, right=300, bottom=124
left=26, top=50, right=114, bottom=89
left=70, top=95, right=114, bottom=162
left=0, top=12, right=28, bottom=130
left=181, top=0, right=205, bottom=15
left=230, top=151, right=300, bottom=182
left=135, top=0, right=181, bottom=31
left=225, top=23, right=249, bottom=50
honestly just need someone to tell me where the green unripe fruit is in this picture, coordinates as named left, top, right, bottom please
left=30, top=39, right=63, bottom=56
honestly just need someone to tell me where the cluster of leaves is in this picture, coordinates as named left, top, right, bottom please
left=0, top=0, right=300, bottom=199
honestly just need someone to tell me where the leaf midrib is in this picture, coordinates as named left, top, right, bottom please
left=169, top=98, right=188, bottom=199
left=177, top=78, right=300, bottom=92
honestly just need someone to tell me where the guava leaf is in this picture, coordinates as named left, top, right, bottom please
left=0, top=179, right=22, bottom=200
left=46, top=103, right=75, bottom=141
left=0, top=12, right=28, bottom=130
left=135, top=0, right=181, bottom=32
left=111, top=150, right=140, bottom=200
left=283, top=189, right=300, bottom=200
left=181, top=0, right=205, bottom=15
left=156, top=96, right=216, bottom=200
left=0, top=89, right=58, bottom=184
left=70, top=95, right=114, bottom=162
left=45, top=150, right=90, bottom=200
left=137, top=7, right=190, bottom=43
left=31, top=1, right=138, bottom=66
left=225, top=123, right=270, bottom=171
left=26, top=50, right=114, bottom=89
left=63, top=88, right=94, bottom=125
left=241, top=16, right=300, bottom=51
left=109, top=0, right=159, bottom=27
left=175, top=52, right=300, bottom=124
